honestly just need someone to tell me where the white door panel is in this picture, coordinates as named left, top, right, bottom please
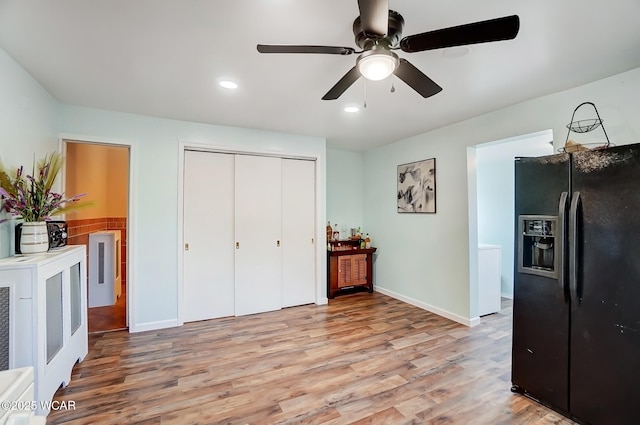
left=234, top=155, right=282, bottom=316
left=183, top=151, right=235, bottom=322
left=282, top=159, right=316, bottom=307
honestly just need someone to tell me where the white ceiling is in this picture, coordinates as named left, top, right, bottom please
left=1, top=0, right=639, bottom=151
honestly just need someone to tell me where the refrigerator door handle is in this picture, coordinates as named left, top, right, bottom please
left=558, top=191, right=569, bottom=292
left=569, top=191, right=581, bottom=303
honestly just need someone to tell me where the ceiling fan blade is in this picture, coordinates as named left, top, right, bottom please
left=257, top=45, right=355, bottom=55
left=393, top=59, right=442, bottom=98
left=357, top=0, right=388, bottom=37
left=399, top=15, right=520, bottom=53
left=322, top=66, right=361, bottom=100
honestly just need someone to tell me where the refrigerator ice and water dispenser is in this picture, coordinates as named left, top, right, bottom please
left=518, top=215, right=559, bottom=279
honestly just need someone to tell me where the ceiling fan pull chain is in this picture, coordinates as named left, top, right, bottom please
left=363, top=79, right=368, bottom=108
left=390, top=74, right=396, bottom=93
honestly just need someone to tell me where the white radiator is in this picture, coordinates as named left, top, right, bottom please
left=88, top=230, right=122, bottom=308
left=0, top=367, right=46, bottom=424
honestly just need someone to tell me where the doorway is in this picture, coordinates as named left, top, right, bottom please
left=64, top=140, right=130, bottom=332
left=467, top=130, right=553, bottom=320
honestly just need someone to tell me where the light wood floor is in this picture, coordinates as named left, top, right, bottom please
left=48, top=293, right=577, bottom=425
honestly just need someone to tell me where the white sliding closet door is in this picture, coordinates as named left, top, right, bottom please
left=234, top=155, right=283, bottom=316
left=282, top=159, right=316, bottom=307
left=183, top=151, right=235, bottom=322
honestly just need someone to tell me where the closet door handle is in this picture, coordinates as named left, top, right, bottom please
left=236, top=242, right=240, bottom=249
left=277, top=240, right=280, bottom=247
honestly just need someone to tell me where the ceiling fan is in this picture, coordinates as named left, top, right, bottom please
left=257, top=0, right=520, bottom=100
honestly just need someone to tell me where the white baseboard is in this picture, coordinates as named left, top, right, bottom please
left=375, top=286, right=480, bottom=327
left=129, top=319, right=179, bottom=333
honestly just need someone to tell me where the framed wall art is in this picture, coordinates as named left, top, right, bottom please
left=397, top=158, right=436, bottom=213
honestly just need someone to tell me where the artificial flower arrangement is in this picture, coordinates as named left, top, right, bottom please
left=0, top=151, right=89, bottom=223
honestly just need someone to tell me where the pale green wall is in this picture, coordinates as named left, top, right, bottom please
left=326, top=149, right=364, bottom=237
left=0, top=49, right=59, bottom=257
left=364, top=67, right=640, bottom=323
left=364, top=134, right=473, bottom=322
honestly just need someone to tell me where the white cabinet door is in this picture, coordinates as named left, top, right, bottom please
left=234, top=155, right=282, bottom=316
left=183, top=151, right=235, bottom=322
left=282, top=159, right=316, bottom=307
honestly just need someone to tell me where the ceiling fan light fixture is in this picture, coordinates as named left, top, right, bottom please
left=357, top=49, right=399, bottom=81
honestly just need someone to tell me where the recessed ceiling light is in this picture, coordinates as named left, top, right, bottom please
left=344, top=106, right=360, bottom=113
left=219, top=80, right=238, bottom=89
left=443, top=46, right=470, bottom=58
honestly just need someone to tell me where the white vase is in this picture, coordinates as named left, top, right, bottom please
left=20, top=221, right=49, bottom=254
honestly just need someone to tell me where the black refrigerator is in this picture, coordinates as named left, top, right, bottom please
left=512, top=143, right=640, bottom=425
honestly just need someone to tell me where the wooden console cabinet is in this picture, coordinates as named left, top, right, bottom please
left=327, top=241, right=376, bottom=298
